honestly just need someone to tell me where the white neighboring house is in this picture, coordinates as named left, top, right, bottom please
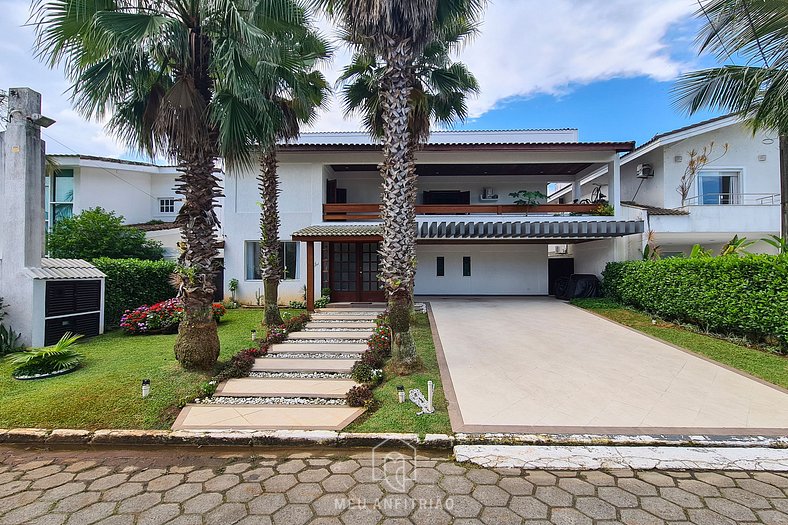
left=549, top=116, right=782, bottom=261
left=224, top=130, right=644, bottom=307
left=46, top=155, right=222, bottom=260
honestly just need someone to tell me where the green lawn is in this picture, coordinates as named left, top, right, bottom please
left=0, top=308, right=272, bottom=430
left=572, top=298, right=788, bottom=390
left=345, top=313, right=452, bottom=436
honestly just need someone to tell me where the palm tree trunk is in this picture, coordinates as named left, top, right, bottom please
left=379, top=38, right=418, bottom=364
left=173, top=151, right=222, bottom=370
left=780, top=134, right=788, bottom=241
left=258, top=147, right=283, bottom=327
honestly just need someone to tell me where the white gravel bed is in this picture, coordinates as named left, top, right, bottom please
left=303, top=327, right=372, bottom=332
left=283, top=338, right=369, bottom=344
left=310, top=319, right=377, bottom=323
left=202, top=396, right=347, bottom=406
left=248, top=371, right=353, bottom=379
left=269, top=353, right=361, bottom=359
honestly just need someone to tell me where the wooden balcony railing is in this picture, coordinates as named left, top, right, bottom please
left=323, top=203, right=602, bottom=221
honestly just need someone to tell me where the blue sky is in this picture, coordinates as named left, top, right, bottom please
left=0, top=0, right=727, bottom=159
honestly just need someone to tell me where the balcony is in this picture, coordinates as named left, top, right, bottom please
left=683, top=193, right=780, bottom=206
left=323, top=203, right=603, bottom=221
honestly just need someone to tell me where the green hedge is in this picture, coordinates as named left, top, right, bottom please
left=93, top=258, right=177, bottom=328
left=603, top=256, right=788, bottom=349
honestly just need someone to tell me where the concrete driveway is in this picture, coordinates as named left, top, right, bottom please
left=426, top=297, right=788, bottom=434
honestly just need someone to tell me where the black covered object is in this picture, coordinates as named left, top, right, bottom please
left=554, top=274, right=600, bottom=300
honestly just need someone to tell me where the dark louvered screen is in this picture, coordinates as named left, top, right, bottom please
left=46, top=280, right=101, bottom=317
left=44, top=313, right=100, bottom=346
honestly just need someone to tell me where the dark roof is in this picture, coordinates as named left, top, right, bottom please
left=49, top=154, right=177, bottom=168
left=621, top=201, right=689, bottom=216
left=293, top=225, right=383, bottom=239
left=627, top=114, right=737, bottom=156
left=127, top=221, right=179, bottom=231
left=280, top=141, right=635, bottom=153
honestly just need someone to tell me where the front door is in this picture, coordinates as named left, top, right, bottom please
left=329, top=242, right=385, bottom=302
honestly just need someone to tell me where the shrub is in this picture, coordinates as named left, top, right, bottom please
left=214, top=345, right=268, bottom=383
left=368, top=325, right=391, bottom=357
left=120, top=299, right=226, bottom=335
left=0, top=298, right=24, bottom=356
left=47, top=207, right=164, bottom=261
left=93, top=258, right=177, bottom=327
left=361, top=348, right=386, bottom=368
left=283, top=313, right=310, bottom=333
left=351, top=362, right=383, bottom=385
left=602, top=255, right=788, bottom=350
left=346, top=384, right=374, bottom=407
left=266, top=326, right=288, bottom=344
left=8, top=332, right=84, bottom=378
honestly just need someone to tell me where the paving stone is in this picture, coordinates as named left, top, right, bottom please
left=659, top=487, right=704, bottom=508
left=31, top=472, right=75, bottom=490
left=64, top=501, right=116, bottom=525
left=312, top=494, right=347, bottom=516
left=620, top=508, right=664, bottom=525
left=447, top=495, right=483, bottom=518
left=641, top=495, right=686, bottom=520
left=23, top=465, right=64, bottom=480
left=75, top=468, right=113, bottom=482
left=183, top=492, right=223, bottom=514
left=758, top=509, right=788, bottom=525
left=322, top=474, right=356, bottom=493
left=64, top=462, right=96, bottom=473
left=0, top=501, right=51, bottom=525
left=87, top=474, right=128, bottom=491
left=551, top=507, right=593, bottom=525
left=286, top=482, right=323, bottom=504
left=224, top=462, right=252, bottom=474
left=0, top=488, right=42, bottom=512
left=412, top=506, right=452, bottom=525
left=94, top=517, right=134, bottom=525
left=243, top=467, right=276, bottom=482
left=618, top=477, right=659, bottom=496
left=695, top=472, right=737, bottom=488
left=534, top=485, right=572, bottom=507
left=598, top=486, right=639, bottom=508
left=706, top=496, right=758, bottom=521
left=163, top=483, right=203, bottom=503
left=27, top=516, right=67, bottom=525
left=575, top=496, right=617, bottom=520
left=101, top=482, right=143, bottom=502
left=185, top=469, right=215, bottom=482
left=435, top=462, right=466, bottom=476
left=277, top=459, right=307, bottom=474
left=686, top=508, right=737, bottom=525
left=0, top=480, right=30, bottom=498
left=753, top=472, right=788, bottom=488
left=159, top=517, right=200, bottom=525
left=677, top=479, right=721, bottom=497
left=636, top=472, right=676, bottom=487
left=439, top=475, right=474, bottom=495
left=580, top=471, right=615, bottom=487
left=720, top=487, right=771, bottom=508
left=273, top=504, right=313, bottom=525
left=479, top=507, right=521, bottom=525
left=116, top=493, right=161, bottom=513
left=237, top=517, right=274, bottom=525
left=54, top=491, right=102, bottom=512
left=249, top=493, right=288, bottom=515
left=557, top=477, right=594, bottom=496
left=264, top=474, right=298, bottom=492
left=206, top=503, right=248, bottom=525
left=510, top=496, right=549, bottom=519
left=204, top=473, right=239, bottom=492
left=299, top=468, right=330, bottom=483
left=466, top=469, right=500, bottom=485
left=737, top=478, right=786, bottom=498
left=136, top=503, right=180, bottom=525
left=525, top=470, right=559, bottom=486
left=472, top=484, right=510, bottom=506
left=225, top=482, right=263, bottom=502
left=146, top=473, right=184, bottom=492
left=349, top=483, right=383, bottom=503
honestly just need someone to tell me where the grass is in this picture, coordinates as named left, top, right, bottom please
left=345, top=313, right=452, bottom=436
left=572, top=298, right=788, bottom=390
left=0, top=308, right=280, bottom=430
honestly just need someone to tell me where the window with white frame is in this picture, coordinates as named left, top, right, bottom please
left=245, top=241, right=299, bottom=280
left=698, top=170, right=741, bottom=205
left=50, top=169, right=74, bottom=227
left=159, top=197, right=176, bottom=214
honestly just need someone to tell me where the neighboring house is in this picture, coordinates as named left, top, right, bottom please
left=45, top=155, right=212, bottom=259
left=549, top=116, right=781, bottom=258
left=224, top=130, right=644, bottom=307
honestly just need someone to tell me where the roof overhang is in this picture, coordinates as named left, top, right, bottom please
left=26, top=258, right=106, bottom=280
left=279, top=142, right=635, bottom=154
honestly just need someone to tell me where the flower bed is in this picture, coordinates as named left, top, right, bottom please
left=120, top=299, right=226, bottom=335
left=347, top=313, right=391, bottom=407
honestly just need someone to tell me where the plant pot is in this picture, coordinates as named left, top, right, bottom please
left=13, top=364, right=80, bottom=380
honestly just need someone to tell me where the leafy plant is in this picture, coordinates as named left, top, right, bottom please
left=229, top=279, right=239, bottom=304
left=47, top=208, right=164, bottom=261
left=0, top=298, right=24, bottom=356
left=346, top=384, right=374, bottom=407
left=8, top=332, right=84, bottom=378
left=690, top=244, right=714, bottom=259
left=720, top=235, right=755, bottom=256
left=675, top=142, right=729, bottom=206
left=509, top=190, right=547, bottom=207
left=120, top=299, right=225, bottom=335
left=642, top=231, right=662, bottom=261
left=762, top=235, right=788, bottom=255
left=591, top=203, right=615, bottom=216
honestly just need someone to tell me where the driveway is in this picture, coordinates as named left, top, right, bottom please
left=426, top=297, right=788, bottom=434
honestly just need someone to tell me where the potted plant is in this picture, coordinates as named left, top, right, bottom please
left=509, top=190, right=547, bottom=215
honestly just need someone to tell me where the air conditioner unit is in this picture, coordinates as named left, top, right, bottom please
left=636, top=163, right=654, bottom=178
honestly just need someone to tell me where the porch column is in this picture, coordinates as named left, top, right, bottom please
left=608, top=154, right=621, bottom=217
left=572, top=180, right=583, bottom=202
left=306, top=240, right=315, bottom=311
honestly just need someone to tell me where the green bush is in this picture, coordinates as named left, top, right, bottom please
left=48, top=207, right=164, bottom=261
left=93, top=258, right=177, bottom=328
left=602, top=256, right=788, bottom=349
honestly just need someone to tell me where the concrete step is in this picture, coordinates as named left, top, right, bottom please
left=173, top=404, right=365, bottom=431
left=269, top=343, right=367, bottom=354
left=288, top=331, right=372, bottom=341
left=252, top=358, right=358, bottom=374
left=317, top=307, right=386, bottom=313
left=215, top=378, right=359, bottom=398
left=310, top=314, right=379, bottom=322
left=305, top=322, right=376, bottom=330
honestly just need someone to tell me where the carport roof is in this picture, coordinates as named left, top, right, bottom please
left=292, top=219, right=644, bottom=242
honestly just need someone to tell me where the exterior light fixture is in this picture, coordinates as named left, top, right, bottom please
left=251, top=330, right=257, bottom=341
left=397, top=385, right=405, bottom=403
left=142, top=379, right=151, bottom=398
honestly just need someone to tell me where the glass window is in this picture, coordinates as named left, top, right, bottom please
left=53, top=169, right=74, bottom=203
left=245, top=241, right=299, bottom=281
left=698, top=170, right=740, bottom=205
left=159, top=198, right=176, bottom=214
left=462, top=256, right=471, bottom=277
left=436, top=257, right=445, bottom=277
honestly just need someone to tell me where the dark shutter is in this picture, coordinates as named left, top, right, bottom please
left=46, top=280, right=101, bottom=317
left=45, top=312, right=100, bottom=346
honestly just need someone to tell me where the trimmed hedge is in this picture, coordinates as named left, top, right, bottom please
left=93, top=258, right=177, bottom=328
left=602, top=256, right=788, bottom=350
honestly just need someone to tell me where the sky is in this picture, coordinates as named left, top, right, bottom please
left=0, top=0, right=725, bottom=160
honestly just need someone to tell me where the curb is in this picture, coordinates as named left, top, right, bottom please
left=1, top=428, right=786, bottom=450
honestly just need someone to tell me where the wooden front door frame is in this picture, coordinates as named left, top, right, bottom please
left=327, top=241, right=385, bottom=303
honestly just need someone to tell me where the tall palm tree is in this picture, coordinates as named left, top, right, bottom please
left=256, top=39, right=330, bottom=327
left=317, top=0, right=486, bottom=365
left=34, top=0, right=313, bottom=369
left=674, top=0, right=788, bottom=240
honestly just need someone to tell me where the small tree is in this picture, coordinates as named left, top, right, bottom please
left=676, top=142, right=728, bottom=206
left=47, top=207, right=164, bottom=261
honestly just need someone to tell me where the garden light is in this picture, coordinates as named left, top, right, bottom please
left=397, top=385, right=405, bottom=403
left=251, top=329, right=257, bottom=341
left=142, top=379, right=150, bottom=398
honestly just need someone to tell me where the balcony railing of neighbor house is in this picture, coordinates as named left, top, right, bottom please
left=683, top=193, right=780, bottom=206
left=323, top=203, right=602, bottom=221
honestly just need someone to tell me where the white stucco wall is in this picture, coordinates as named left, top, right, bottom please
left=414, top=244, right=549, bottom=295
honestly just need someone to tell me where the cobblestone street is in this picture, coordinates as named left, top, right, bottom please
left=1, top=445, right=788, bottom=525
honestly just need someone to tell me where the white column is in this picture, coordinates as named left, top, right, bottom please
left=608, top=154, right=621, bottom=217
left=572, top=180, right=582, bottom=203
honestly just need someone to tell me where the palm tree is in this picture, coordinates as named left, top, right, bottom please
left=317, top=0, right=486, bottom=366
left=256, top=40, right=330, bottom=327
left=674, top=0, right=788, bottom=240
left=34, top=0, right=314, bottom=369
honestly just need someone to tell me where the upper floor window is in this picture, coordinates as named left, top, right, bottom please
left=245, top=241, right=299, bottom=281
left=51, top=169, right=74, bottom=227
left=698, top=170, right=740, bottom=205
left=159, top=198, right=176, bottom=214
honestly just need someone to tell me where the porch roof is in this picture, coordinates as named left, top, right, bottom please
left=292, top=219, right=644, bottom=242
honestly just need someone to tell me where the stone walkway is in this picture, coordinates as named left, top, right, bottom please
left=2, top=445, right=788, bottom=525
left=173, top=306, right=385, bottom=432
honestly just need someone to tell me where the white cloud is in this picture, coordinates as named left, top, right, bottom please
left=0, top=0, right=697, bottom=151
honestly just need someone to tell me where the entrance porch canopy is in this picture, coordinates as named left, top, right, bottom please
left=292, top=219, right=644, bottom=309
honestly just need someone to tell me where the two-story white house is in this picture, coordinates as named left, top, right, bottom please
left=223, top=130, right=644, bottom=308
left=549, top=116, right=782, bottom=261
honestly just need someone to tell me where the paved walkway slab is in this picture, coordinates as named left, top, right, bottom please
left=288, top=331, right=372, bottom=340
left=311, top=313, right=379, bottom=321
left=269, top=342, right=367, bottom=354
left=428, top=297, right=788, bottom=435
left=252, top=358, right=357, bottom=373
left=215, top=378, right=358, bottom=398
left=173, top=405, right=365, bottom=430
left=306, top=321, right=376, bottom=329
